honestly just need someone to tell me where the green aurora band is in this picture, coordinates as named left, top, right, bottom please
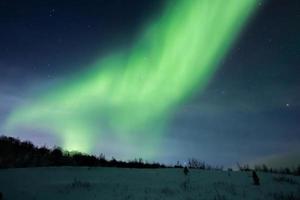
left=5, top=0, right=258, bottom=158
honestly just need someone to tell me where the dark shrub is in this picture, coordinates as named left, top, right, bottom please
left=252, top=171, right=260, bottom=185
left=183, top=166, right=189, bottom=176
left=188, top=158, right=205, bottom=169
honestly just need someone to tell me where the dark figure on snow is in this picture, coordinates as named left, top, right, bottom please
left=183, top=166, right=189, bottom=176
left=252, top=171, right=260, bottom=185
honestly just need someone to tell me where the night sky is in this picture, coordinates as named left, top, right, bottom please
left=0, top=0, right=299, bottom=167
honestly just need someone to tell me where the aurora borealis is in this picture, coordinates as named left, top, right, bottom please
left=1, top=0, right=299, bottom=166
left=3, top=0, right=257, bottom=157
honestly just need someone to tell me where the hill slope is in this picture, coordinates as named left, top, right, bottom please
left=0, top=167, right=299, bottom=200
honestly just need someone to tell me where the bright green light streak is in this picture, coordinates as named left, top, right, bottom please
left=5, top=0, right=257, bottom=157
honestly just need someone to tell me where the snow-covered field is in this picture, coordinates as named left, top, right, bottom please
left=0, top=167, right=299, bottom=200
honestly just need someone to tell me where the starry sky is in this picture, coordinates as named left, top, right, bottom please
left=0, top=0, right=299, bottom=167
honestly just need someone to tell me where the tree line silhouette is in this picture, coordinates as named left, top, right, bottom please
left=0, top=136, right=165, bottom=168
left=0, top=135, right=299, bottom=176
left=237, top=162, right=300, bottom=176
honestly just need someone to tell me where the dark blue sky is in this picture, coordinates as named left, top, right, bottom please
left=0, top=0, right=299, bottom=167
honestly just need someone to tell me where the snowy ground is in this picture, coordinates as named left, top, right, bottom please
left=0, top=167, right=299, bottom=200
